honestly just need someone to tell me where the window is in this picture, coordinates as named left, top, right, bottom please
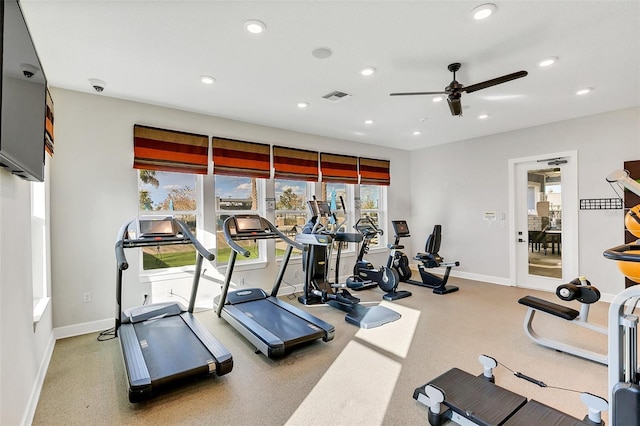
left=31, top=177, right=49, bottom=326
left=359, top=184, right=385, bottom=249
left=320, top=182, right=350, bottom=229
left=275, top=179, right=311, bottom=257
left=138, top=170, right=197, bottom=270
left=215, top=175, right=263, bottom=265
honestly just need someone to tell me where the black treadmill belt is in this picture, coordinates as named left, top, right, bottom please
left=429, top=368, right=528, bottom=426
left=133, top=315, right=213, bottom=385
left=238, top=299, right=325, bottom=345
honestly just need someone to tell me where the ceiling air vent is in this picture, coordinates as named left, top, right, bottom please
left=322, top=90, right=351, bottom=102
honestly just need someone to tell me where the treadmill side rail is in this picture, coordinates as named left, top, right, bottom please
left=181, top=312, right=233, bottom=376
left=221, top=304, right=286, bottom=357
left=119, top=324, right=152, bottom=402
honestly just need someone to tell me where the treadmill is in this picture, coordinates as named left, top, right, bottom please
left=115, top=217, right=233, bottom=402
left=214, top=214, right=334, bottom=358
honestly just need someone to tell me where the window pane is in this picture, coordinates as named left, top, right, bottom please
left=360, top=185, right=383, bottom=248
left=215, top=175, right=258, bottom=211
left=215, top=175, right=261, bottom=265
left=360, top=185, right=380, bottom=210
left=139, top=170, right=196, bottom=212
left=321, top=182, right=348, bottom=230
left=138, top=171, right=197, bottom=270
left=275, top=179, right=309, bottom=257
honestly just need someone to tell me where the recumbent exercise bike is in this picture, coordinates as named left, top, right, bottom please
left=389, top=220, right=459, bottom=295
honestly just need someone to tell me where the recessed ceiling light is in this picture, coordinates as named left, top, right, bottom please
left=412, top=130, right=422, bottom=136
left=432, top=96, right=443, bottom=102
left=200, top=75, right=216, bottom=85
left=478, top=113, right=490, bottom=119
left=470, top=3, right=496, bottom=20
left=297, top=102, right=309, bottom=108
left=538, top=57, right=558, bottom=67
left=576, top=87, right=593, bottom=95
left=244, top=20, right=266, bottom=34
left=360, top=66, right=376, bottom=76
left=364, top=119, right=374, bottom=124
left=312, top=47, right=333, bottom=59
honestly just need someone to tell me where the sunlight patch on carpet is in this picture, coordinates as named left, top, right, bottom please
left=285, top=340, right=401, bottom=426
left=355, top=301, right=421, bottom=358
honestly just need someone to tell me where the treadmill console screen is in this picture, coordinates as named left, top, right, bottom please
left=235, top=216, right=265, bottom=233
left=393, top=220, right=410, bottom=237
left=139, top=218, right=176, bottom=237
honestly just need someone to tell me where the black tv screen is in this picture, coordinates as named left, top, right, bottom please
left=0, top=0, right=47, bottom=182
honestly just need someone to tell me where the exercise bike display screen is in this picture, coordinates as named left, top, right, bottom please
left=307, top=201, right=331, bottom=217
left=393, top=220, right=410, bottom=236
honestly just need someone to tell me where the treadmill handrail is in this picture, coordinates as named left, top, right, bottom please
left=222, top=215, right=306, bottom=257
left=115, top=218, right=214, bottom=270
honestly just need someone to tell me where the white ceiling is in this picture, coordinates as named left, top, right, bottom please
left=19, top=0, right=640, bottom=151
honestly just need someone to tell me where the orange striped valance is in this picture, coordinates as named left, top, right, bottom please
left=359, top=157, right=390, bottom=186
left=212, top=137, right=270, bottom=178
left=133, top=125, right=209, bottom=174
left=45, top=89, right=54, bottom=156
left=321, top=153, right=358, bottom=184
left=273, top=146, right=319, bottom=181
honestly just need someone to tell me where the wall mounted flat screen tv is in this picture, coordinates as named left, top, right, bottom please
left=0, top=0, right=47, bottom=182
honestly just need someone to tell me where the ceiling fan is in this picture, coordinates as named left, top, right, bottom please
left=390, top=63, right=528, bottom=116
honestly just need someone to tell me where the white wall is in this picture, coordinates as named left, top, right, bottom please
left=0, top=168, right=54, bottom=425
left=408, top=107, right=640, bottom=297
left=48, top=87, right=412, bottom=331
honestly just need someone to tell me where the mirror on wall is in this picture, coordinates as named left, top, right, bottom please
left=527, top=168, right=562, bottom=278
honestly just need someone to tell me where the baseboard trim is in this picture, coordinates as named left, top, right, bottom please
left=22, top=330, right=56, bottom=426
left=54, top=318, right=114, bottom=340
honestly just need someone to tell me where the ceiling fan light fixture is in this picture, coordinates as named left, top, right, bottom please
left=538, top=57, right=558, bottom=67
left=576, top=87, right=593, bottom=95
left=244, top=19, right=266, bottom=34
left=360, top=66, right=376, bottom=76
left=471, top=3, right=496, bottom=20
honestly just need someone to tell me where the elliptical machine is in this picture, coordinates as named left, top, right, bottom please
left=296, top=198, right=401, bottom=329
left=297, top=199, right=360, bottom=308
left=347, top=216, right=411, bottom=301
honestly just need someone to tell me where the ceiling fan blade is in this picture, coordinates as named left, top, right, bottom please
left=463, top=70, right=528, bottom=94
left=448, top=98, right=462, bottom=116
left=390, top=91, right=447, bottom=96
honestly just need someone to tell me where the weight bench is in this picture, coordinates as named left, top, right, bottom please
left=413, top=354, right=608, bottom=426
left=518, top=280, right=607, bottom=365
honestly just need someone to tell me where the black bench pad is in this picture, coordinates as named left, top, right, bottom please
left=518, top=296, right=579, bottom=321
left=415, top=368, right=528, bottom=426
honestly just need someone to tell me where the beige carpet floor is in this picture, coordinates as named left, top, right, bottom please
left=32, top=276, right=611, bottom=425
